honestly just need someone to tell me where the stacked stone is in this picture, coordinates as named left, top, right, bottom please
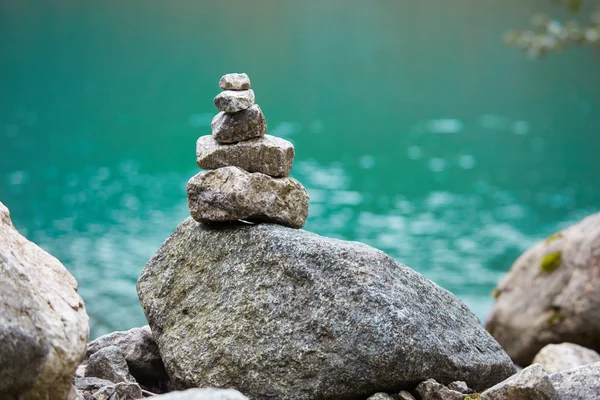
left=186, top=73, right=309, bottom=229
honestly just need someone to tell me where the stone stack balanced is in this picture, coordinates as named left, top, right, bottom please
left=186, top=73, right=309, bottom=229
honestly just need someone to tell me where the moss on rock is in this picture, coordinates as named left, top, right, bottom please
left=540, top=252, right=562, bottom=273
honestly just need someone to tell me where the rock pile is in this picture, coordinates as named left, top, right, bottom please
left=187, top=73, right=309, bottom=229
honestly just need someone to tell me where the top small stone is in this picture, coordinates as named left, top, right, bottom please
left=219, top=73, right=251, bottom=90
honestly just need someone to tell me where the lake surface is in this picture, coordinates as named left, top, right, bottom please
left=1, top=1, right=599, bottom=338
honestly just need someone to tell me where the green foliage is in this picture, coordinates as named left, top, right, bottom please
left=504, top=0, right=600, bottom=58
left=491, top=288, right=501, bottom=299
left=540, top=251, right=562, bottom=273
left=464, top=395, right=481, bottom=400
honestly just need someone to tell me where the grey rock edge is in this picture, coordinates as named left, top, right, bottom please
left=196, top=134, right=294, bottom=178
left=533, top=342, right=600, bottom=374
left=485, top=212, right=600, bottom=366
left=211, top=105, right=266, bottom=144
left=137, top=219, right=515, bottom=400
left=219, top=73, right=251, bottom=91
left=186, top=167, right=309, bottom=229
left=480, top=364, right=560, bottom=399
left=214, top=90, right=255, bottom=113
left=415, top=379, right=466, bottom=400
left=152, top=388, right=249, bottom=400
left=86, top=325, right=171, bottom=392
left=0, top=201, right=89, bottom=400
left=85, top=346, right=136, bottom=384
left=549, top=361, right=600, bottom=400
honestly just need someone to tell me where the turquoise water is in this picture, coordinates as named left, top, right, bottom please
left=1, top=1, right=599, bottom=338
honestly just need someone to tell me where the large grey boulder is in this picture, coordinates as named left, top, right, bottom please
left=196, top=134, right=294, bottom=177
left=137, top=220, right=515, bottom=400
left=486, top=212, right=600, bottom=366
left=533, top=342, right=600, bottom=374
left=0, top=201, right=89, bottom=400
left=480, top=364, right=559, bottom=400
left=548, top=361, right=600, bottom=399
left=152, top=388, right=248, bottom=400
left=219, top=73, right=251, bottom=90
left=86, top=325, right=171, bottom=392
left=214, top=90, right=255, bottom=113
left=186, top=167, right=309, bottom=229
left=211, top=105, right=266, bottom=144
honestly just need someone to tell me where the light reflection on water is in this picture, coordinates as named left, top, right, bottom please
left=4, top=153, right=592, bottom=337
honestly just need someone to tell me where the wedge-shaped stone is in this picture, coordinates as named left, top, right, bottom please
left=186, top=166, right=309, bottom=229
left=214, top=89, right=255, bottom=112
left=219, top=73, right=251, bottom=90
left=196, top=135, right=294, bottom=178
left=211, top=105, right=266, bottom=143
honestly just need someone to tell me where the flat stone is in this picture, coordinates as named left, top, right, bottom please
left=219, top=73, right=251, bottom=90
left=415, top=379, right=466, bottom=400
left=151, top=388, right=249, bottom=400
left=480, top=364, right=559, bottom=400
left=0, top=201, right=89, bottom=400
left=91, top=382, right=142, bottom=400
left=447, top=380, right=475, bottom=394
left=137, top=220, right=516, bottom=400
left=397, top=391, right=416, bottom=400
left=366, top=393, right=394, bottom=400
left=214, top=89, right=255, bottom=113
left=485, top=212, right=600, bottom=366
left=533, top=342, right=600, bottom=374
left=196, top=135, right=294, bottom=178
left=85, top=346, right=136, bottom=384
left=186, top=166, right=309, bottom=229
left=211, top=105, right=266, bottom=143
left=548, top=361, right=600, bottom=400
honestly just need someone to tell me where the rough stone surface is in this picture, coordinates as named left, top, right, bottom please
left=366, top=393, right=394, bottom=400
left=219, top=73, right=251, bottom=90
left=548, top=361, right=600, bottom=400
left=74, top=376, right=114, bottom=393
left=91, top=382, right=142, bottom=400
left=86, top=325, right=171, bottom=392
left=480, top=364, right=560, bottom=400
left=533, top=342, right=600, bottom=374
left=196, top=134, right=294, bottom=177
left=85, top=346, right=136, bottom=384
left=0, top=201, right=89, bottom=400
left=485, top=212, right=600, bottom=366
left=152, top=388, right=249, bottom=400
left=137, top=220, right=515, bottom=400
left=447, top=381, right=475, bottom=394
left=214, top=89, right=255, bottom=113
left=415, top=379, right=466, bottom=400
left=187, top=167, right=309, bottom=229
left=397, top=391, right=416, bottom=400
left=211, top=105, right=266, bottom=143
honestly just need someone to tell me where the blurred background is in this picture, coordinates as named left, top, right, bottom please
left=1, top=0, right=599, bottom=338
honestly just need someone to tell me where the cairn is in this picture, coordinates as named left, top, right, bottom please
left=186, top=73, right=309, bottom=229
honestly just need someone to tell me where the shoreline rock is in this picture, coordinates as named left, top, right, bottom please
left=137, top=219, right=515, bottom=399
left=485, top=212, right=600, bottom=366
left=0, top=201, right=89, bottom=400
